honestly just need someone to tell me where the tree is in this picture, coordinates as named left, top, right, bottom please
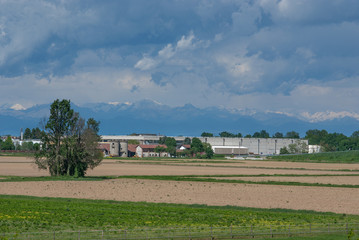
left=158, top=136, right=167, bottom=144
left=24, top=128, right=32, bottom=139
left=253, top=130, right=270, bottom=138
left=2, top=136, right=15, bottom=150
left=305, top=129, right=328, bottom=145
left=128, top=139, right=140, bottom=145
left=34, top=99, right=102, bottom=177
left=184, top=137, right=191, bottom=145
left=201, top=132, right=213, bottom=137
left=164, top=137, right=176, bottom=157
left=21, top=142, right=34, bottom=151
left=273, top=132, right=283, bottom=138
left=219, top=131, right=235, bottom=138
left=351, top=130, right=359, bottom=139
left=164, top=137, right=176, bottom=148
left=280, top=146, right=289, bottom=154
left=191, top=137, right=204, bottom=153
left=285, top=131, right=300, bottom=139
left=202, top=142, right=214, bottom=159
left=154, top=145, right=166, bottom=157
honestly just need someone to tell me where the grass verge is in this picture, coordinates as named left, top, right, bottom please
left=267, top=150, right=359, bottom=163
left=0, top=195, right=358, bottom=233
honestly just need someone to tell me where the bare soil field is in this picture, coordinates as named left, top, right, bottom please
left=119, top=159, right=359, bottom=171
left=0, top=178, right=358, bottom=215
left=1, top=157, right=358, bottom=176
left=1, top=156, right=358, bottom=215
left=209, top=176, right=359, bottom=185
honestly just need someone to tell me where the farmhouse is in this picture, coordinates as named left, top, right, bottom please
left=135, top=144, right=168, bottom=158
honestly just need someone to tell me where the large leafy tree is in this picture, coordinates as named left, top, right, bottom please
left=34, top=99, right=102, bottom=177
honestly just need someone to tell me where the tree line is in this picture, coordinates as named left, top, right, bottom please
left=201, top=130, right=300, bottom=139
left=156, top=136, right=213, bottom=159
left=0, top=136, right=40, bottom=151
left=202, top=129, right=359, bottom=152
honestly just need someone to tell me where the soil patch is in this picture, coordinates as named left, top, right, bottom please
left=0, top=179, right=358, bottom=215
left=211, top=176, right=359, bottom=185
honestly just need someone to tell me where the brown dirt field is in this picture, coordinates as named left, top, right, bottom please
left=86, top=162, right=359, bottom=176
left=210, top=176, right=359, bottom=185
left=1, top=157, right=358, bottom=177
left=118, top=159, right=359, bottom=171
left=0, top=179, right=358, bottom=215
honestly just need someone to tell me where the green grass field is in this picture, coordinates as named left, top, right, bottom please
left=0, top=195, right=357, bottom=233
left=267, top=150, right=359, bottom=163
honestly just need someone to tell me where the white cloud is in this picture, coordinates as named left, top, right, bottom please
left=158, top=44, right=175, bottom=59
left=176, top=32, right=196, bottom=50
left=134, top=57, right=157, bottom=70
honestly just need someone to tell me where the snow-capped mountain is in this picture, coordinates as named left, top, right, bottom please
left=0, top=100, right=358, bottom=137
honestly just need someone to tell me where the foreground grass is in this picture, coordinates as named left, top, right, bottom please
left=0, top=195, right=357, bottom=233
left=267, top=150, right=359, bottom=163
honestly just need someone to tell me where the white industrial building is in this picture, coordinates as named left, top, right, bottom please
left=101, top=135, right=308, bottom=156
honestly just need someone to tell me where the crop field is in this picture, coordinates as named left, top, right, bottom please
left=1, top=155, right=359, bottom=239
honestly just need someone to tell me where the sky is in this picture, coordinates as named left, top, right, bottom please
left=1, top=0, right=359, bottom=122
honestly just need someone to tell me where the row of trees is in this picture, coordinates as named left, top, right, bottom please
left=156, top=136, right=214, bottom=159
left=201, top=130, right=300, bottom=139
left=305, top=129, right=359, bottom=152
left=23, top=127, right=44, bottom=139
left=0, top=136, right=16, bottom=150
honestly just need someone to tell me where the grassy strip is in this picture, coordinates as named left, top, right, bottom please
left=267, top=151, right=359, bottom=163
left=0, top=195, right=357, bottom=233
left=261, top=234, right=349, bottom=240
left=0, top=176, right=116, bottom=182
left=116, top=175, right=359, bottom=188
left=0, top=152, right=34, bottom=157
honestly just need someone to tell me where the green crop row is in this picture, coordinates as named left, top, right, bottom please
left=0, top=195, right=358, bottom=233
left=267, top=150, right=359, bottom=163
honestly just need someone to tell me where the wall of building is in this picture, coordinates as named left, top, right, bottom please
left=101, top=135, right=308, bottom=156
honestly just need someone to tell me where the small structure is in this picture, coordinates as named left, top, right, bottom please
left=212, top=146, right=249, bottom=156
left=98, top=142, right=120, bottom=157
left=179, top=145, right=191, bottom=150
left=135, top=145, right=168, bottom=158
left=128, top=144, right=138, bottom=157
left=308, top=145, right=321, bottom=153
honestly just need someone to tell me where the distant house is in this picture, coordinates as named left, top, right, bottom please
left=135, top=144, right=168, bottom=157
left=128, top=144, right=138, bottom=157
left=98, top=143, right=111, bottom=156
left=179, top=145, right=191, bottom=150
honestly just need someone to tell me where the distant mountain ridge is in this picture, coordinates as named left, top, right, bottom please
left=0, top=100, right=358, bottom=137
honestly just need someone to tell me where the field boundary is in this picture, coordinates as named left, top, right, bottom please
left=2, top=222, right=358, bottom=240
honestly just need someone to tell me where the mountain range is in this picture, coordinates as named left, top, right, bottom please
left=1, top=100, right=358, bottom=137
